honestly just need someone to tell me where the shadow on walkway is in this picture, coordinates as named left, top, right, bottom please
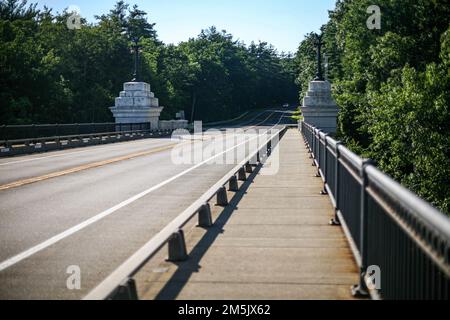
left=155, top=165, right=263, bottom=300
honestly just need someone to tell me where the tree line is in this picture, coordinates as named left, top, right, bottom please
left=0, top=0, right=298, bottom=125
left=2, top=0, right=448, bottom=213
left=293, top=0, right=450, bottom=212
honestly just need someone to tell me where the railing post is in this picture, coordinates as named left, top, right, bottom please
left=245, top=162, right=253, bottom=174
left=168, top=229, right=188, bottom=262
left=55, top=124, right=61, bottom=147
left=307, top=124, right=313, bottom=156
left=314, top=130, right=322, bottom=173
left=330, top=142, right=342, bottom=226
left=321, top=134, right=329, bottom=194
left=3, top=125, right=8, bottom=148
left=312, top=129, right=318, bottom=166
left=198, top=203, right=213, bottom=228
left=352, top=159, right=374, bottom=297
left=31, top=124, right=36, bottom=141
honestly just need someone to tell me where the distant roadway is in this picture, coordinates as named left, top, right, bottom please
left=0, top=108, right=294, bottom=299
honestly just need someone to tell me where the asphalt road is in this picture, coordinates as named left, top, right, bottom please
left=0, top=109, right=294, bottom=299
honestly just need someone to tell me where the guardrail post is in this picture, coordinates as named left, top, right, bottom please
left=330, top=142, right=342, bottom=226
left=229, top=175, right=239, bottom=192
left=352, top=159, right=374, bottom=297
left=198, top=203, right=213, bottom=228
left=1, top=125, right=5, bottom=143
left=168, top=229, right=188, bottom=262
left=238, top=167, right=247, bottom=181
left=245, top=162, right=253, bottom=174
left=216, top=186, right=229, bottom=206
left=111, top=278, right=139, bottom=300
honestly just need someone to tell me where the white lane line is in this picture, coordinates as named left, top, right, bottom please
left=0, top=112, right=285, bottom=272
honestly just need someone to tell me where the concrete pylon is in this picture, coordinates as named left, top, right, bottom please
left=110, top=82, right=164, bottom=130
left=301, top=80, right=339, bottom=134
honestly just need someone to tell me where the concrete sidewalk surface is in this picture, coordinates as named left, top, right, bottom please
left=139, top=128, right=360, bottom=300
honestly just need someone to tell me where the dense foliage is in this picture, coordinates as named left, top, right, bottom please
left=294, top=0, right=450, bottom=212
left=0, top=0, right=297, bottom=124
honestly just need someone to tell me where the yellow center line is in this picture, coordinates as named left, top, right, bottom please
left=0, top=143, right=180, bottom=192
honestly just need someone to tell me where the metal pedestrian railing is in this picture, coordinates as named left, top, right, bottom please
left=301, top=121, right=450, bottom=300
left=84, top=126, right=288, bottom=300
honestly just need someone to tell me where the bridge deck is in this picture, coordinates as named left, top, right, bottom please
left=141, top=128, right=360, bottom=300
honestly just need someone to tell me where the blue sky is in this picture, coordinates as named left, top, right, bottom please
left=36, top=0, right=336, bottom=53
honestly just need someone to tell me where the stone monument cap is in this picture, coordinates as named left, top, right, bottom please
left=308, top=80, right=332, bottom=92
left=124, top=82, right=151, bottom=92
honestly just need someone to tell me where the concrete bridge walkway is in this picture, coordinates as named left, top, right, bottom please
left=141, top=128, right=360, bottom=300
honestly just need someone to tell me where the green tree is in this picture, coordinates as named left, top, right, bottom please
left=294, top=0, right=450, bottom=212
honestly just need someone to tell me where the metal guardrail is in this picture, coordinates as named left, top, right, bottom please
left=301, top=121, right=450, bottom=300
left=84, top=126, right=288, bottom=300
left=0, top=123, right=175, bottom=157
left=0, top=122, right=151, bottom=141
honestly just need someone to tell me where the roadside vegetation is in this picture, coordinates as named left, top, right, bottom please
left=293, top=0, right=450, bottom=213
left=290, top=108, right=303, bottom=122
left=0, top=0, right=298, bottom=125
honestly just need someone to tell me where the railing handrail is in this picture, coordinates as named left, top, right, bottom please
left=338, top=144, right=364, bottom=170
left=365, top=165, right=450, bottom=239
left=84, top=125, right=287, bottom=300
